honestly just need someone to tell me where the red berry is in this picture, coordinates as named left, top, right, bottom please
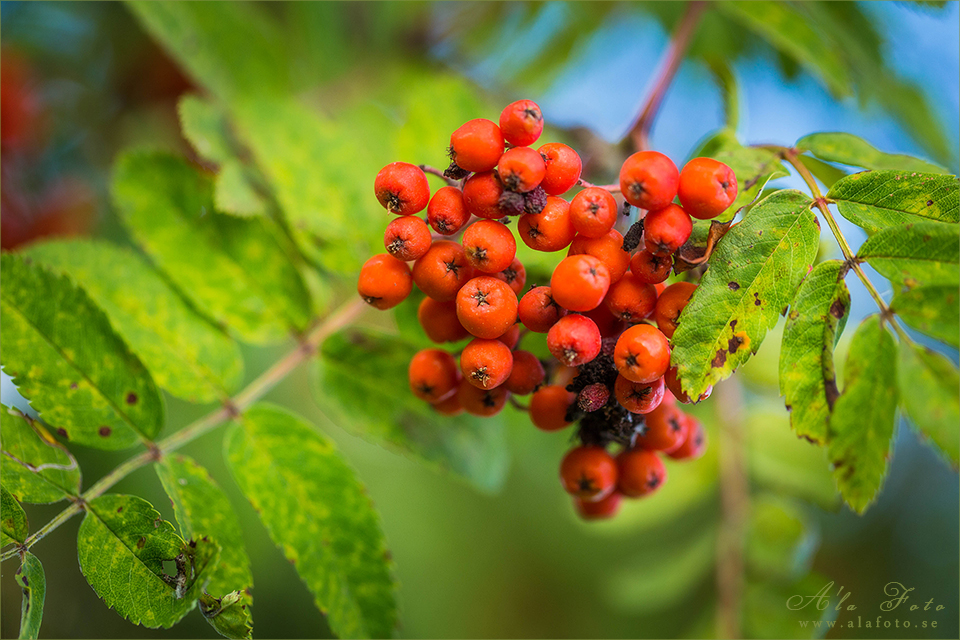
left=538, top=143, right=582, bottom=195
left=678, top=157, right=738, bottom=220
left=498, top=146, right=546, bottom=193
left=614, top=374, right=665, bottom=414
left=517, top=195, right=576, bottom=252
left=630, top=249, right=673, bottom=284
left=384, top=215, right=432, bottom=261
left=462, top=220, right=517, bottom=274
left=456, top=276, right=519, bottom=339
left=462, top=170, right=506, bottom=220
left=496, top=323, right=522, bottom=350
left=568, top=229, right=631, bottom=283
left=616, top=448, right=666, bottom=497
left=375, top=162, right=430, bottom=215
left=358, top=254, right=413, bottom=310
left=653, top=281, right=697, bottom=339
left=635, top=403, right=686, bottom=452
left=457, top=379, right=508, bottom=417
left=530, top=385, right=576, bottom=431
left=570, top=187, right=618, bottom=238
left=578, top=382, right=610, bottom=413
left=493, top=257, right=526, bottom=294
left=418, top=297, right=470, bottom=344
left=432, top=392, right=464, bottom=416
left=663, top=365, right=712, bottom=404
left=499, top=99, right=544, bottom=147
left=427, top=185, right=470, bottom=235
left=614, top=323, right=670, bottom=383
left=668, top=414, right=707, bottom=460
left=560, top=445, right=618, bottom=501
left=412, top=241, right=473, bottom=302
left=618, top=151, right=679, bottom=211
left=643, top=204, right=692, bottom=256
left=460, top=338, right=514, bottom=390
left=550, top=254, right=611, bottom=312
left=604, top=272, right=658, bottom=322
left=409, top=349, right=460, bottom=403
left=505, top=350, right=545, bottom=395
left=573, top=491, right=622, bottom=520
left=518, top=286, right=567, bottom=333
left=547, top=314, right=601, bottom=366
left=450, top=118, right=504, bottom=172
left=582, top=303, right=624, bottom=338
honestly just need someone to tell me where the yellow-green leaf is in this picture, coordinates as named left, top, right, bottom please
left=1, top=406, right=80, bottom=503
left=857, top=221, right=959, bottom=290
left=898, top=342, right=959, bottom=467
left=891, top=285, right=959, bottom=348
left=1, top=486, right=28, bottom=546
left=15, top=552, right=45, bottom=639
left=797, top=132, right=948, bottom=174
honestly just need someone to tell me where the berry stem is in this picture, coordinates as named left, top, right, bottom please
left=419, top=164, right=461, bottom=187
left=576, top=178, right=620, bottom=192
left=627, top=1, right=708, bottom=151
left=714, top=377, right=748, bottom=639
left=0, top=298, right=368, bottom=563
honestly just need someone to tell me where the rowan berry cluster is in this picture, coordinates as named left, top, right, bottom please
left=358, top=99, right=738, bottom=521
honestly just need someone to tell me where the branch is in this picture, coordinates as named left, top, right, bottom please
left=1, top=298, right=368, bottom=562
left=627, top=1, right=708, bottom=151
left=419, top=164, right=461, bottom=187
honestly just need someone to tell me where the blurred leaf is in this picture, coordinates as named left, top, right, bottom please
left=126, top=1, right=290, bottom=101
left=113, top=150, right=313, bottom=343
left=798, top=156, right=847, bottom=190
left=24, top=239, right=244, bottom=404
left=796, top=132, right=948, bottom=174
left=691, top=130, right=789, bottom=222
left=315, top=328, right=509, bottom=492
left=1, top=486, right=28, bottom=545
left=715, top=1, right=850, bottom=97
left=155, top=454, right=253, bottom=630
left=857, top=221, right=959, bottom=290
left=746, top=403, right=838, bottom=510
left=1, top=254, right=163, bottom=449
left=828, top=316, right=898, bottom=513
left=199, top=591, right=252, bottom=640
left=77, top=494, right=218, bottom=628
left=215, top=163, right=266, bottom=217
left=673, top=190, right=819, bottom=399
left=828, top=171, right=959, bottom=234
left=897, top=341, right=959, bottom=466
left=746, top=495, right=818, bottom=583
left=1, top=406, right=80, bottom=504
left=224, top=403, right=398, bottom=639
left=779, top=261, right=850, bottom=443
left=743, top=572, right=838, bottom=639
left=604, top=525, right=716, bottom=614
left=707, top=60, right=739, bottom=130
left=15, top=552, right=45, bottom=640
left=890, top=285, right=960, bottom=348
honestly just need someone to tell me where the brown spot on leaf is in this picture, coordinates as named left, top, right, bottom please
left=926, top=200, right=934, bottom=206
left=753, top=292, right=761, bottom=306
left=98, top=426, right=112, bottom=437
left=70, top=383, right=78, bottom=390
left=57, top=428, right=68, bottom=438
left=712, top=349, right=727, bottom=368
left=824, top=376, right=840, bottom=410
left=728, top=281, right=740, bottom=291
left=125, top=392, right=138, bottom=405
left=117, top=506, right=123, bottom=513
left=136, top=537, right=146, bottom=549
left=830, top=299, right=846, bottom=319
left=727, top=334, right=744, bottom=354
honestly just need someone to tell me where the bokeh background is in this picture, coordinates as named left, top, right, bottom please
left=1, top=2, right=958, bottom=638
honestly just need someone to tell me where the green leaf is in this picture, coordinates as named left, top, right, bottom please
left=744, top=573, right=838, bottom=639
left=898, top=342, right=959, bottom=466
left=199, top=591, right=252, bottom=640
left=746, top=495, right=818, bottom=583
left=1, top=254, right=163, bottom=449
left=223, top=403, right=398, bottom=639
left=828, top=170, right=959, bottom=235
left=828, top=316, right=898, bottom=513
left=314, top=328, right=509, bottom=492
left=112, top=150, right=313, bottom=344
left=691, top=129, right=788, bottom=221
left=779, top=261, right=850, bottom=443
left=77, top=494, right=218, bottom=629
left=126, top=2, right=290, bottom=101
left=796, top=132, right=948, bottom=174
left=672, top=190, right=820, bottom=398
left=155, top=454, right=253, bottom=629
left=746, top=403, right=838, bottom=510
left=215, top=162, right=266, bottom=217
left=715, top=1, right=850, bottom=97
left=1, top=406, right=80, bottom=503
left=890, top=285, right=960, bottom=348
left=1, top=486, right=28, bottom=546
left=857, top=221, right=960, bottom=290
left=15, top=552, right=45, bottom=639
left=24, top=239, right=244, bottom=404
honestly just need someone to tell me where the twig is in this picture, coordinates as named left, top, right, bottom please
left=1, top=298, right=368, bottom=562
left=627, top=1, right=708, bottom=151
left=419, top=164, right=460, bottom=187
left=576, top=178, right=620, bottom=192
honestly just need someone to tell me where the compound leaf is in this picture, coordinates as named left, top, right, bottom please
left=1, top=254, right=162, bottom=449
left=155, top=454, right=253, bottom=636
left=224, top=403, right=398, bottom=639
left=314, top=328, right=509, bottom=492
left=857, top=221, right=959, bottom=290
left=828, top=170, right=959, bottom=235
left=1, top=486, right=28, bottom=546
left=779, top=260, right=850, bottom=443
left=112, top=150, right=313, bottom=344
left=24, top=239, right=244, bottom=404
left=890, top=285, right=959, bottom=348
left=15, top=552, right=45, bottom=639
left=796, top=132, right=948, bottom=174
left=898, top=341, right=959, bottom=467
left=672, top=190, right=820, bottom=398
left=77, top=494, right=218, bottom=629
left=1, top=406, right=80, bottom=503
left=828, top=316, right=898, bottom=513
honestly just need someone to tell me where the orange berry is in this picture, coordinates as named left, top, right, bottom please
left=517, top=195, right=576, bottom=252
left=614, top=323, right=670, bottom=383
left=678, top=157, right=738, bottom=220
left=618, top=151, right=678, bottom=211
left=409, top=349, right=460, bottom=403
left=505, top=350, right=545, bottom=395
left=358, top=254, right=413, bottom=310
left=616, top=448, right=666, bottom=497
left=498, top=146, right=546, bottom=192
left=570, top=187, right=618, bottom=238
left=412, top=240, right=473, bottom=302
left=499, top=99, right=544, bottom=147
left=653, top=281, right=697, bottom=339
left=569, top=229, right=631, bottom=283
left=530, top=384, right=576, bottom=431
left=456, top=276, right=519, bottom=339
left=450, top=118, right=504, bottom=172
left=551, top=254, right=610, bottom=312
left=604, top=272, right=658, bottom=322
left=462, top=220, right=517, bottom=274
left=460, top=338, right=514, bottom=390
left=538, top=143, right=582, bottom=195
left=418, top=297, right=469, bottom=343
